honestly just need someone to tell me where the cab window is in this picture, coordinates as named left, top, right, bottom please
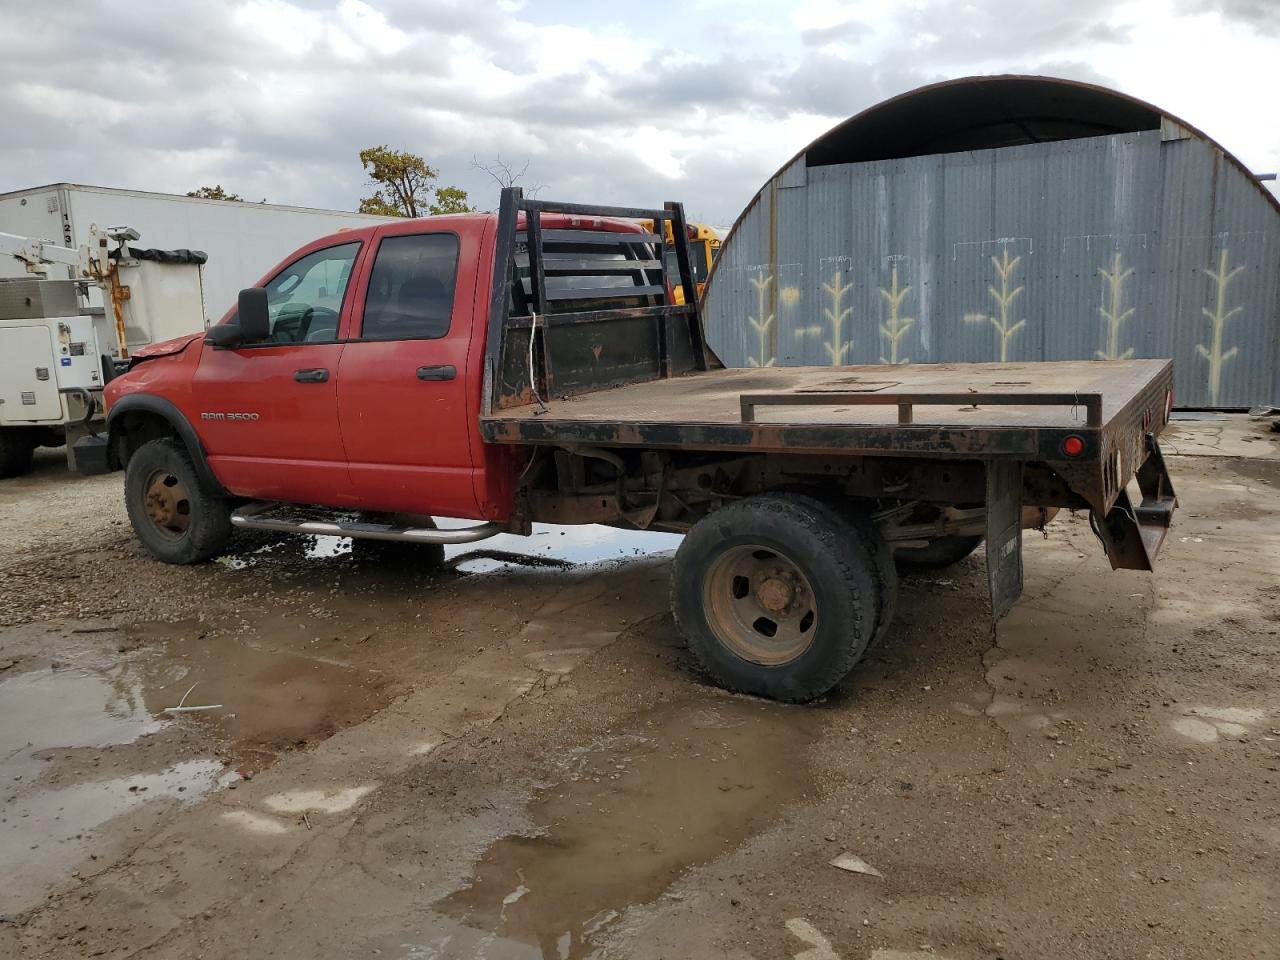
left=361, top=233, right=459, bottom=340
left=263, top=242, right=360, bottom=344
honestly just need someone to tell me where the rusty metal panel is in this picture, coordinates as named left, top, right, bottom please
left=704, top=129, right=1280, bottom=408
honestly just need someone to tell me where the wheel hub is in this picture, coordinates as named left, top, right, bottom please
left=757, top=576, right=796, bottom=612
left=142, top=471, right=191, bottom=538
left=703, top=545, right=818, bottom=666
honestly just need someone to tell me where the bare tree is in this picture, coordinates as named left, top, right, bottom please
left=471, top=155, right=544, bottom=198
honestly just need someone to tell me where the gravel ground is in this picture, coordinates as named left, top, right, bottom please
left=1, top=418, right=1277, bottom=960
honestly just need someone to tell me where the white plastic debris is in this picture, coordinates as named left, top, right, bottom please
left=829, top=852, right=883, bottom=877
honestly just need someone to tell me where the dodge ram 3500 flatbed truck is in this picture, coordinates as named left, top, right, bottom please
left=78, top=189, right=1178, bottom=702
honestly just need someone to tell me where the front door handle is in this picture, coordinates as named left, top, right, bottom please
left=416, top=364, right=456, bottom=382
left=294, top=368, right=330, bottom=383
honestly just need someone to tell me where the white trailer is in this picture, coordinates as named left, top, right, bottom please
left=0, top=183, right=395, bottom=326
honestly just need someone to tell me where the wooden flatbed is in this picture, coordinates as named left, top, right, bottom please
left=482, top=359, right=1173, bottom=466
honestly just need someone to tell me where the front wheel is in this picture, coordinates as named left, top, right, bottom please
left=672, top=493, right=886, bottom=703
left=0, top=429, right=35, bottom=479
left=124, top=438, right=232, bottom=564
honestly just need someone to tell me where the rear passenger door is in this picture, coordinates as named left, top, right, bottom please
left=335, top=227, right=480, bottom=517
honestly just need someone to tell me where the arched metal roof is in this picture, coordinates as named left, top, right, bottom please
left=806, top=75, right=1165, bottom=164
left=721, top=74, right=1278, bottom=243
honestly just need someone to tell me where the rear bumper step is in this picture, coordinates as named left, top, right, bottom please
left=1092, top=434, right=1178, bottom=571
left=230, top=503, right=503, bottom=544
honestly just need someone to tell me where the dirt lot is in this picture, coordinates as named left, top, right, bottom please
left=1, top=416, right=1277, bottom=960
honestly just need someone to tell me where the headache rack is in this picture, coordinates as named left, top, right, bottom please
left=481, top=187, right=717, bottom=415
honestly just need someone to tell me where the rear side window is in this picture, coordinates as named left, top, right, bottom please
left=361, top=233, right=459, bottom=341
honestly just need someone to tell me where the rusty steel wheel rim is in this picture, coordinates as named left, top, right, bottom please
left=142, top=469, right=192, bottom=540
left=703, top=544, right=818, bottom=666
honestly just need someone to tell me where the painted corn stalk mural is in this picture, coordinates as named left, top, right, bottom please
left=701, top=77, right=1278, bottom=408
left=1196, top=248, right=1244, bottom=406
left=964, top=247, right=1026, bottom=363
left=877, top=263, right=914, bottom=364
left=1096, top=251, right=1136, bottom=361
left=745, top=269, right=775, bottom=368
left=819, top=267, right=855, bottom=365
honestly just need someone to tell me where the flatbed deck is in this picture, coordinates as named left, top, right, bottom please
left=481, top=359, right=1174, bottom=463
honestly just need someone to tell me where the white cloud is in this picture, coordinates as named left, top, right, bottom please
left=0, top=0, right=1274, bottom=225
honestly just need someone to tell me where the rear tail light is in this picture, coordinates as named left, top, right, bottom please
left=1061, top=435, right=1085, bottom=457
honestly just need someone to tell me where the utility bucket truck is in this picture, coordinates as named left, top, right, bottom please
left=0, top=226, right=206, bottom=476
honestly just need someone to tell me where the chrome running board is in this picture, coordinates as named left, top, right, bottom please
left=230, top=502, right=503, bottom=544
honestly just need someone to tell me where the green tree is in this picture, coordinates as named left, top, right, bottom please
left=430, top=185, right=472, bottom=215
left=187, top=185, right=245, bottom=201
left=358, top=145, right=473, bottom=217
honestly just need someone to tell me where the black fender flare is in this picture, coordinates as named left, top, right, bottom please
left=107, top=394, right=230, bottom=497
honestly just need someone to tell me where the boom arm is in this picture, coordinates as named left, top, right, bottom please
left=0, top=231, right=83, bottom=276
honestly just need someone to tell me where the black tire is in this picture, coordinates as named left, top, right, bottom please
left=350, top=513, right=446, bottom=572
left=124, top=438, right=231, bottom=564
left=776, top=490, right=899, bottom=649
left=0, top=430, right=35, bottom=479
left=834, top=500, right=899, bottom=647
left=894, top=534, right=983, bottom=572
left=672, top=493, right=882, bottom=703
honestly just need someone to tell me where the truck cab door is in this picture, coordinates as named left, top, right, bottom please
left=335, top=226, right=480, bottom=518
left=191, top=240, right=363, bottom=505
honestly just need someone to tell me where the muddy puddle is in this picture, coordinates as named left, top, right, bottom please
left=227, top=522, right=682, bottom=574
left=118, top=618, right=396, bottom=766
left=0, top=656, right=233, bottom=913
left=444, top=523, right=682, bottom=573
left=438, top=698, right=822, bottom=958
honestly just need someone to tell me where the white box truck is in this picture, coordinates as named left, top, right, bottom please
left=0, top=183, right=395, bottom=327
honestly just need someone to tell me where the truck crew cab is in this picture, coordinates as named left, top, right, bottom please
left=81, top=190, right=1178, bottom=702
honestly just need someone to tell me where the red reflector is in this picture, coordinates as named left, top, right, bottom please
left=1062, top=435, right=1085, bottom=457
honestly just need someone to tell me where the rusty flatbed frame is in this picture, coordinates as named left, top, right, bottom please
left=482, top=361, right=1169, bottom=460
left=478, top=189, right=1177, bottom=589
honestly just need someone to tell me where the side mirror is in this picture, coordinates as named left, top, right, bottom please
left=205, top=322, right=243, bottom=347
left=238, top=287, right=271, bottom=342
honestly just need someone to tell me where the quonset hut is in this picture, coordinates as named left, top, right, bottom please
left=701, top=75, right=1279, bottom=408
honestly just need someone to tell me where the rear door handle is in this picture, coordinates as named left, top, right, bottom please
left=416, top=364, right=456, bottom=382
left=294, top=368, right=329, bottom=383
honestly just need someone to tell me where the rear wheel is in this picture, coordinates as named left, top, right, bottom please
left=835, top=500, right=898, bottom=647
left=0, top=429, right=35, bottom=479
left=672, top=493, right=886, bottom=702
left=125, top=438, right=231, bottom=564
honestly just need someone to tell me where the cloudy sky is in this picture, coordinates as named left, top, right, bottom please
left=0, top=0, right=1276, bottom=224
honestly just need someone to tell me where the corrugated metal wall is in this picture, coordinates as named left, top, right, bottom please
left=704, top=130, right=1280, bottom=408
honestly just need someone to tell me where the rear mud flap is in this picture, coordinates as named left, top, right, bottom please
left=986, top=460, right=1024, bottom=621
left=1092, top=434, right=1178, bottom=571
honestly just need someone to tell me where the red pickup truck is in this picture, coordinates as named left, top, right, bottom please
left=79, top=189, right=1178, bottom=702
